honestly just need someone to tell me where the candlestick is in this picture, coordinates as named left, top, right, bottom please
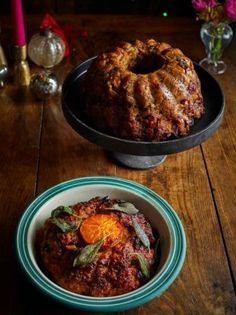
left=0, top=43, right=8, bottom=87
left=11, top=0, right=26, bottom=46
left=11, top=0, right=29, bottom=86
left=13, top=45, right=30, bottom=86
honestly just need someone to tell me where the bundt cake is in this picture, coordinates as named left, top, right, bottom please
left=82, top=39, right=204, bottom=141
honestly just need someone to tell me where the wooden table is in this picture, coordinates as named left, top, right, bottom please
left=0, top=15, right=236, bottom=315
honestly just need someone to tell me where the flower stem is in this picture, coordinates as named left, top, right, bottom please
left=209, top=24, right=225, bottom=64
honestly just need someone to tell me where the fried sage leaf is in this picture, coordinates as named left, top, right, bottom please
left=134, top=253, right=150, bottom=278
left=107, top=201, right=139, bottom=215
left=51, top=217, right=79, bottom=233
left=73, top=239, right=103, bottom=267
left=51, top=205, right=77, bottom=218
left=132, top=218, right=150, bottom=248
left=154, top=238, right=160, bottom=260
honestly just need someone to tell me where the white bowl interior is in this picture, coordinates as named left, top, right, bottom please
left=27, top=184, right=171, bottom=283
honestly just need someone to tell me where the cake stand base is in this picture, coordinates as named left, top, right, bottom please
left=112, top=152, right=167, bottom=169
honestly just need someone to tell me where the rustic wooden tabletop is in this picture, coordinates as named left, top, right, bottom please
left=0, top=15, right=236, bottom=315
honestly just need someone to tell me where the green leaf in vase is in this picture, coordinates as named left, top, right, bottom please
left=51, top=205, right=77, bottom=218
left=107, top=201, right=139, bottom=214
left=73, top=239, right=104, bottom=267
left=134, top=253, right=150, bottom=278
left=132, top=218, right=150, bottom=249
left=50, top=217, right=79, bottom=233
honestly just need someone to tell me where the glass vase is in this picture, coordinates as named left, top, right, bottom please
left=199, top=22, right=233, bottom=75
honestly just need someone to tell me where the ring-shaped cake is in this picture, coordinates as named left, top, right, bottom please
left=82, top=39, right=205, bottom=141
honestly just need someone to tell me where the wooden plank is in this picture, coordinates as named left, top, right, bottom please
left=23, top=0, right=57, bottom=14
left=201, top=58, right=236, bottom=283
left=0, top=15, right=200, bottom=40
left=0, top=85, right=43, bottom=314
left=56, top=0, right=77, bottom=14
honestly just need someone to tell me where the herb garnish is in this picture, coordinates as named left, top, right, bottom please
left=50, top=217, right=79, bottom=233
left=106, top=201, right=139, bottom=215
left=154, top=237, right=160, bottom=260
left=73, top=239, right=104, bottom=267
left=50, top=205, right=80, bottom=233
left=132, top=218, right=150, bottom=249
left=51, top=205, right=77, bottom=218
left=133, top=253, right=150, bottom=278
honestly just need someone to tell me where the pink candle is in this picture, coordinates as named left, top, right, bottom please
left=11, top=0, right=26, bottom=46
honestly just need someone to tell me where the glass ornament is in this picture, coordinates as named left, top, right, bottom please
left=28, top=28, right=65, bottom=68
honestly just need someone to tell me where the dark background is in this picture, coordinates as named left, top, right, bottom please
left=0, top=0, right=194, bottom=16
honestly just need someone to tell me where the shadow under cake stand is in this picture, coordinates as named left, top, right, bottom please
left=62, top=57, right=224, bottom=169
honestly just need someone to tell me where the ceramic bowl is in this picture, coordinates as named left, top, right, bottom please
left=16, top=176, right=186, bottom=312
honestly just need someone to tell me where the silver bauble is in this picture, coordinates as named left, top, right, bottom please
left=30, top=70, right=58, bottom=99
left=0, top=65, right=8, bottom=88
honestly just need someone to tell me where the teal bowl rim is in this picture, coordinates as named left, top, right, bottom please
left=16, top=176, right=186, bottom=312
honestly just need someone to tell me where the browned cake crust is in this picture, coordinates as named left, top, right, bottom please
left=82, top=39, right=205, bottom=141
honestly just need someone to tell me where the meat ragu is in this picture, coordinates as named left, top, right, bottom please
left=37, top=197, right=159, bottom=297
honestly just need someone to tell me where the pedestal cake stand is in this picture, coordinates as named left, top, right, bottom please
left=62, top=57, right=224, bottom=169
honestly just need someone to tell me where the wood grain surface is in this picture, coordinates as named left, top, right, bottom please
left=0, top=15, right=235, bottom=315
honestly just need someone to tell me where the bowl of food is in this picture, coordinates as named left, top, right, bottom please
left=62, top=39, right=224, bottom=169
left=16, top=176, right=186, bottom=312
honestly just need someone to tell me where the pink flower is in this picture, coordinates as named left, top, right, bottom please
left=192, top=0, right=217, bottom=11
left=225, top=0, right=236, bottom=21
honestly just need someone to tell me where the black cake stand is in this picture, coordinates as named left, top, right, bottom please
left=62, top=57, right=224, bottom=169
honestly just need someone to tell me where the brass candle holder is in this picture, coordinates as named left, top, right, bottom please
left=13, top=45, right=30, bottom=86
left=0, top=43, right=8, bottom=88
